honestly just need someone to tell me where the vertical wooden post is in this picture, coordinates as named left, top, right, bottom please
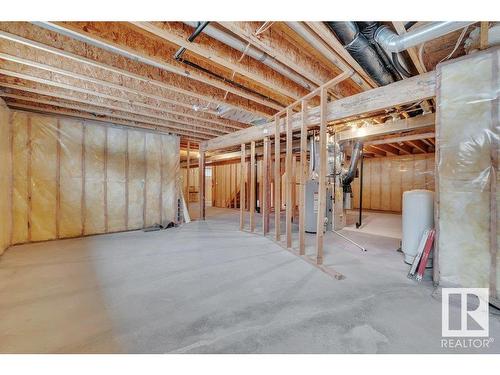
left=240, top=144, right=246, bottom=229
left=250, top=141, right=256, bottom=232
left=316, top=88, right=328, bottom=265
left=199, top=149, right=205, bottom=220
left=185, top=141, right=190, bottom=210
left=285, top=108, right=293, bottom=248
left=299, top=100, right=308, bottom=255
left=274, top=115, right=281, bottom=241
left=480, top=22, right=489, bottom=50
left=292, top=154, right=297, bottom=221
left=262, top=136, right=270, bottom=234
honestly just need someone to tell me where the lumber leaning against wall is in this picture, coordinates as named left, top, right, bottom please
left=351, top=153, right=435, bottom=212
left=0, top=99, right=12, bottom=255
left=10, top=110, right=180, bottom=245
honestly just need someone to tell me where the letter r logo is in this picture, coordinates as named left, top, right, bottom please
left=442, top=288, right=489, bottom=337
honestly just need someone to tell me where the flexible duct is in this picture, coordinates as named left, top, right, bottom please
left=183, top=22, right=316, bottom=90
left=342, top=140, right=363, bottom=191
left=325, top=22, right=395, bottom=86
left=374, top=21, right=475, bottom=53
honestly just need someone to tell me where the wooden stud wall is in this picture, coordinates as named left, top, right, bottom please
left=9, top=110, right=180, bottom=245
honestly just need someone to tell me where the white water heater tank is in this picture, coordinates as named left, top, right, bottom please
left=402, top=189, right=434, bottom=264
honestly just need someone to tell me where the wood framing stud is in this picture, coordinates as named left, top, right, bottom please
left=199, top=149, right=206, bottom=220
left=262, top=136, right=270, bottom=235
left=299, top=100, right=308, bottom=255
left=249, top=141, right=256, bottom=232
left=239, top=143, right=246, bottom=230
left=315, top=88, right=328, bottom=265
left=274, top=115, right=281, bottom=241
left=285, top=108, right=293, bottom=248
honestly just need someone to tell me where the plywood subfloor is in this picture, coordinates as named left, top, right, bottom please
left=1, top=207, right=499, bottom=354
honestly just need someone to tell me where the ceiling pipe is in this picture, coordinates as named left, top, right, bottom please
left=374, top=21, right=475, bottom=53
left=183, top=22, right=316, bottom=91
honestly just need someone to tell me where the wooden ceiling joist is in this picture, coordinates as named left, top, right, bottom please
left=0, top=51, right=247, bottom=131
left=37, top=21, right=285, bottom=111
left=0, top=80, right=235, bottom=134
left=0, top=24, right=274, bottom=119
left=217, top=22, right=337, bottom=90
left=130, top=22, right=307, bottom=102
left=9, top=103, right=207, bottom=142
left=0, top=91, right=226, bottom=138
left=2, top=95, right=219, bottom=139
left=0, top=69, right=235, bottom=134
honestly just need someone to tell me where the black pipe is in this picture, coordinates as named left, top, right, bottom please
left=356, top=152, right=364, bottom=229
left=174, top=22, right=210, bottom=60
left=325, top=22, right=395, bottom=86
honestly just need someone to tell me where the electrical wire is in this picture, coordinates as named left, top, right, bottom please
left=438, top=26, right=470, bottom=64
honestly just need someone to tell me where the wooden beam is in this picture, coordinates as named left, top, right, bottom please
left=7, top=103, right=205, bottom=142
left=218, top=22, right=334, bottom=89
left=369, top=143, right=400, bottom=156
left=388, top=142, right=412, bottom=155
left=407, top=139, right=428, bottom=153
left=274, top=116, right=281, bottom=241
left=480, top=22, right=489, bottom=50
left=365, top=131, right=435, bottom=146
left=201, top=72, right=436, bottom=151
left=0, top=27, right=270, bottom=119
left=262, top=136, right=270, bottom=235
left=0, top=67, right=237, bottom=134
left=337, top=114, right=435, bottom=142
left=0, top=91, right=220, bottom=138
left=0, top=51, right=246, bottom=130
left=42, top=22, right=284, bottom=111
left=199, top=150, right=205, bottom=220
left=285, top=108, right=293, bottom=248
left=131, top=22, right=305, bottom=102
left=249, top=141, right=256, bottom=232
left=316, top=88, right=327, bottom=265
left=240, top=144, right=246, bottom=230
left=364, top=145, right=386, bottom=157
left=185, top=141, right=190, bottom=211
left=299, top=100, right=308, bottom=255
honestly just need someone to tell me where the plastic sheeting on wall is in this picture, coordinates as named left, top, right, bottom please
left=436, top=48, right=499, bottom=301
left=351, top=153, right=435, bottom=212
left=10, top=111, right=180, bottom=245
left=0, top=100, right=12, bottom=255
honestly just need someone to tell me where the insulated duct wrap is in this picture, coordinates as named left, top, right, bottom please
left=325, top=22, right=395, bottom=86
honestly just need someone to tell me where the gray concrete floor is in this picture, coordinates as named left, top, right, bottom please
left=1, top=207, right=499, bottom=353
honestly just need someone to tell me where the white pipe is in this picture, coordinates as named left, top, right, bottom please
left=183, top=22, right=316, bottom=91
left=375, top=21, right=475, bottom=53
